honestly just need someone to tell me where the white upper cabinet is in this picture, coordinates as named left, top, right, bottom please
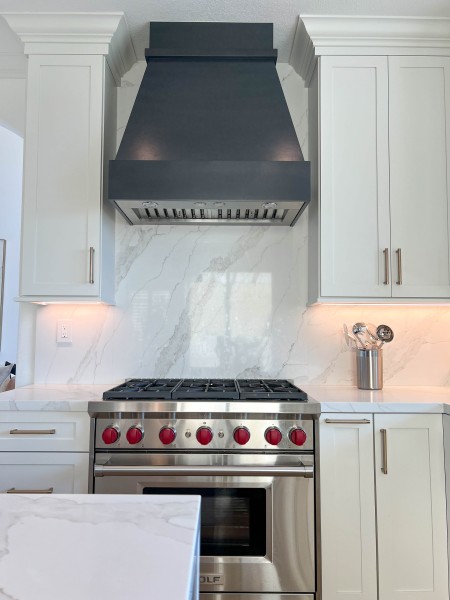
left=292, top=16, right=450, bottom=303
left=389, top=56, right=450, bottom=298
left=3, top=13, right=136, bottom=303
left=20, top=55, right=112, bottom=300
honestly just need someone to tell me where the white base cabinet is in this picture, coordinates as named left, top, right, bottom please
left=0, top=410, right=90, bottom=495
left=320, top=413, right=449, bottom=600
left=319, top=415, right=377, bottom=600
left=0, top=452, right=89, bottom=494
left=375, top=414, right=448, bottom=599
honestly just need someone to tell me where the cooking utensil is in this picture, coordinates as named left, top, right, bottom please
left=376, top=324, right=394, bottom=348
left=352, top=323, right=371, bottom=349
left=344, top=323, right=362, bottom=349
left=364, top=322, right=380, bottom=345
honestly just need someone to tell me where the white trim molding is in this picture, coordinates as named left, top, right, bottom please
left=1, top=12, right=136, bottom=85
left=291, top=15, right=450, bottom=84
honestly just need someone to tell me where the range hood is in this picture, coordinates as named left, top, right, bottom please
left=108, top=22, right=310, bottom=226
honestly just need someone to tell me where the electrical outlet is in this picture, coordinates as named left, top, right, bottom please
left=57, top=319, right=73, bottom=344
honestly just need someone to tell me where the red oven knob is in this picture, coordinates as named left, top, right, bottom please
left=126, top=426, right=144, bottom=445
left=196, top=426, right=213, bottom=446
left=102, top=425, right=120, bottom=445
left=159, top=426, right=176, bottom=445
left=233, top=426, right=251, bottom=445
left=289, top=427, right=307, bottom=446
left=265, top=427, right=282, bottom=446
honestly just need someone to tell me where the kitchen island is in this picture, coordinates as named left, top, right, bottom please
left=0, top=494, right=200, bottom=600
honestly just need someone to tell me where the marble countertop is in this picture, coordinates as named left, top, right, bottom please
left=1, top=383, right=450, bottom=415
left=303, top=385, right=450, bottom=414
left=0, top=494, right=200, bottom=600
left=0, top=384, right=111, bottom=411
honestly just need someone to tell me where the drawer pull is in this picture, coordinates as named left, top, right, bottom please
left=7, top=487, right=54, bottom=494
left=9, top=428, right=56, bottom=435
left=324, top=419, right=371, bottom=424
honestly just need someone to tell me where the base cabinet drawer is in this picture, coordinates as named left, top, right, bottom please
left=0, top=412, right=90, bottom=452
left=0, top=453, right=89, bottom=494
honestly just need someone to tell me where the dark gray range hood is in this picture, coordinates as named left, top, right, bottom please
left=108, top=22, right=310, bottom=226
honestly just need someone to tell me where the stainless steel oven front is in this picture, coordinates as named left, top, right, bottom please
left=94, top=451, right=315, bottom=599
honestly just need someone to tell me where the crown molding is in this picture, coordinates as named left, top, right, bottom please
left=290, top=15, right=450, bottom=84
left=1, top=12, right=136, bottom=84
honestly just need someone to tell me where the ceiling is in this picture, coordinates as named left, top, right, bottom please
left=1, top=0, right=450, bottom=63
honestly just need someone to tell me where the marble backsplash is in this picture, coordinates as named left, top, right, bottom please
left=32, top=64, right=450, bottom=386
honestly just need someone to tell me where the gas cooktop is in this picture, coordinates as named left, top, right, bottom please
left=103, top=378, right=308, bottom=401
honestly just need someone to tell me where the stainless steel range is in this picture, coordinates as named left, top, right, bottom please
left=89, top=378, right=320, bottom=600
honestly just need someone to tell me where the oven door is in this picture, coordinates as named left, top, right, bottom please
left=94, top=453, right=315, bottom=595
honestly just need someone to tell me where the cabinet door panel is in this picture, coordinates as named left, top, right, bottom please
left=320, top=56, right=391, bottom=298
left=389, top=57, right=450, bottom=298
left=320, top=415, right=377, bottom=600
left=375, top=414, right=448, bottom=599
left=20, top=55, right=103, bottom=297
left=0, top=452, right=89, bottom=493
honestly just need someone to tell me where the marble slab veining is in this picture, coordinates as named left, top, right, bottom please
left=0, top=384, right=110, bottom=411
left=303, top=385, right=450, bottom=415
left=0, top=494, right=200, bottom=600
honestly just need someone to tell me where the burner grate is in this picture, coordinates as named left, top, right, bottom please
left=103, top=379, right=182, bottom=399
left=102, top=378, right=308, bottom=401
left=236, top=379, right=308, bottom=400
left=172, top=379, right=240, bottom=400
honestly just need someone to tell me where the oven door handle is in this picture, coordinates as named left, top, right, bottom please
left=94, top=464, right=314, bottom=478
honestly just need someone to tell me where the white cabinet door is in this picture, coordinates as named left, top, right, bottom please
left=20, top=55, right=114, bottom=301
left=319, top=56, right=391, bottom=298
left=389, top=57, right=450, bottom=299
left=375, top=414, right=449, bottom=599
left=319, top=415, right=377, bottom=600
left=0, top=452, right=89, bottom=494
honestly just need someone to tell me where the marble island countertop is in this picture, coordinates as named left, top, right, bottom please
left=1, top=383, right=450, bottom=414
left=0, top=494, right=200, bottom=600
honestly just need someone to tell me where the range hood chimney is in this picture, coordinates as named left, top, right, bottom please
left=108, top=22, right=310, bottom=226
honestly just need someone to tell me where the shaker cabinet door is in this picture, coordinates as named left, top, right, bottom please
left=389, top=56, right=450, bottom=299
left=374, top=414, right=448, bottom=599
left=20, top=55, right=105, bottom=298
left=319, top=56, right=391, bottom=298
left=319, top=415, right=377, bottom=600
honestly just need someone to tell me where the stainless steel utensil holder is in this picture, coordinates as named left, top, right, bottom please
left=356, top=348, right=383, bottom=390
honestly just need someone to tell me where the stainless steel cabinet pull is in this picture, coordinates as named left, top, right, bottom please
left=381, top=428, right=388, bottom=474
left=324, top=418, right=371, bottom=424
left=396, top=248, right=402, bottom=285
left=7, top=487, right=54, bottom=494
left=94, top=465, right=314, bottom=479
left=9, top=428, right=56, bottom=435
left=383, top=248, right=389, bottom=285
left=89, top=246, right=95, bottom=284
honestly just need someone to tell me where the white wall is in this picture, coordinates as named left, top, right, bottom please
left=0, top=126, right=23, bottom=365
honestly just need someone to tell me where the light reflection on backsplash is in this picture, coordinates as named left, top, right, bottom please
left=34, top=217, right=450, bottom=386
left=32, top=62, right=450, bottom=386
